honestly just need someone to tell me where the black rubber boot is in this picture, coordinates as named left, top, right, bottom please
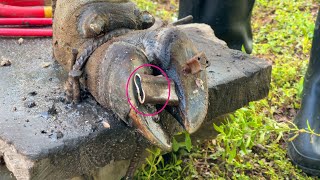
left=178, top=0, right=255, bottom=54
left=287, top=9, right=320, bottom=176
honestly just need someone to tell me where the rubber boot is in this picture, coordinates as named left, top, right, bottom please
left=179, top=0, right=255, bottom=54
left=287, top=9, right=320, bottom=176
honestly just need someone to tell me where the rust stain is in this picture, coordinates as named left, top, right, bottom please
left=183, top=52, right=208, bottom=75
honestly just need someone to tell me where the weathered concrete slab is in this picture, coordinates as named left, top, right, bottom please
left=0, top=24, right=271, bottom=180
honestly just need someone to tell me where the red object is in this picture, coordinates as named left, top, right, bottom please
left=0, top=18, right=52, bottom=25
left=0, top=0, right=47, bottom=6
left=0, top=4, right=48, bottom=18
left=0, top=28, right=52, bottom=36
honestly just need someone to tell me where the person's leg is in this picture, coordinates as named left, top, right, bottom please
left=178, top=0, right=255, bottom=54
left=287, top=9, right=320, bottom=176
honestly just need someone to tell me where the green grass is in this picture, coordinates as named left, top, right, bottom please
left=133, top=0, right=178, bottom=21
left=132, top=0, right=319, bottom=179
